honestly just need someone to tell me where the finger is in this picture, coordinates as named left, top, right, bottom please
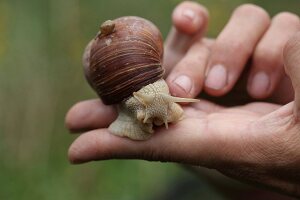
left=65, top=99, right=117, bottom=133
left=164, top=1, right=209, bottom=74
left=283, top=32, right=300, bottom=119
left=204, top=4, right=270, bottom=96
left=248, top=12, right=300, bottom=99
left=166, top=40, right=210, bottom=98
left=67, top=102, right=247, bottom=166
left=68, top=120, right=210, bottom=165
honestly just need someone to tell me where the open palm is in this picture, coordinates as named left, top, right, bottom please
left=66, top=95, right=298, bottom=195
left=66, top=32, right=300, bottom=196
left=66, top=1, right=300, bottom=196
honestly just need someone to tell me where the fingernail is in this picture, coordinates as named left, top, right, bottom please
left=250, top=72, right=270, bottom=96
left=182, top=9, right=202, bottom=28
left=173, top=75, right=192, bottom=94
left=182, top=9, right=196, bottom=21
left=205, top=64, right=227, bottom=90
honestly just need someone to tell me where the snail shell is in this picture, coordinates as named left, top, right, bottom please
left=83, top=16, right=198, bottom=140
left=86, top=16, right=164, bottom=105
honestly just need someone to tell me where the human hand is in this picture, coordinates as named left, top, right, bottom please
left=164, top=2, right=299, bottom=105
left=66, top=2, right=300, bottom=197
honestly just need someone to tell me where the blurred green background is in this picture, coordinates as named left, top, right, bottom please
left=0, top=0, right=299, bottom=199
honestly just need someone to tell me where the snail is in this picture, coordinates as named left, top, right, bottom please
left=83, top=16, right=198, bottom=140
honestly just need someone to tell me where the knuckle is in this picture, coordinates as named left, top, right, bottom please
left=234, top=4, right=270, bottom=22
left=273, top=12, right=300, bottom=25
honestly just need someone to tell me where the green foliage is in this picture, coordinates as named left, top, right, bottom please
left=0, top=0, right=299, bottom=199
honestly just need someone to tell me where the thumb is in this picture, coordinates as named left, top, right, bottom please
left=283, top=32, right=300, bottom=118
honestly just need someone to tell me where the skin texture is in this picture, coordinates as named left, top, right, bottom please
left=65, top=1, right=300, bottom=198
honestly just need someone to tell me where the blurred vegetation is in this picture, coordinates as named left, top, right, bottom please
left=0, top=0, right=299, bottom=199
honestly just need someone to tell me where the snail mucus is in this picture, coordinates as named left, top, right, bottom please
left=83, top=16, right=198, bottom=140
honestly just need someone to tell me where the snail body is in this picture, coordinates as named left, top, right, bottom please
left=83, top=16, right=198, bottom=140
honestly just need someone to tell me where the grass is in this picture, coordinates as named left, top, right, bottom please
left=0, top=0, right=299, bottom=199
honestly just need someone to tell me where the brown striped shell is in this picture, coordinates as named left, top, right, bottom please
left=84, top=16, right=165, bottom=105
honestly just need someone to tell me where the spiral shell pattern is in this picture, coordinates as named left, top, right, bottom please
left=88, top=16, right=164, bottom=105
